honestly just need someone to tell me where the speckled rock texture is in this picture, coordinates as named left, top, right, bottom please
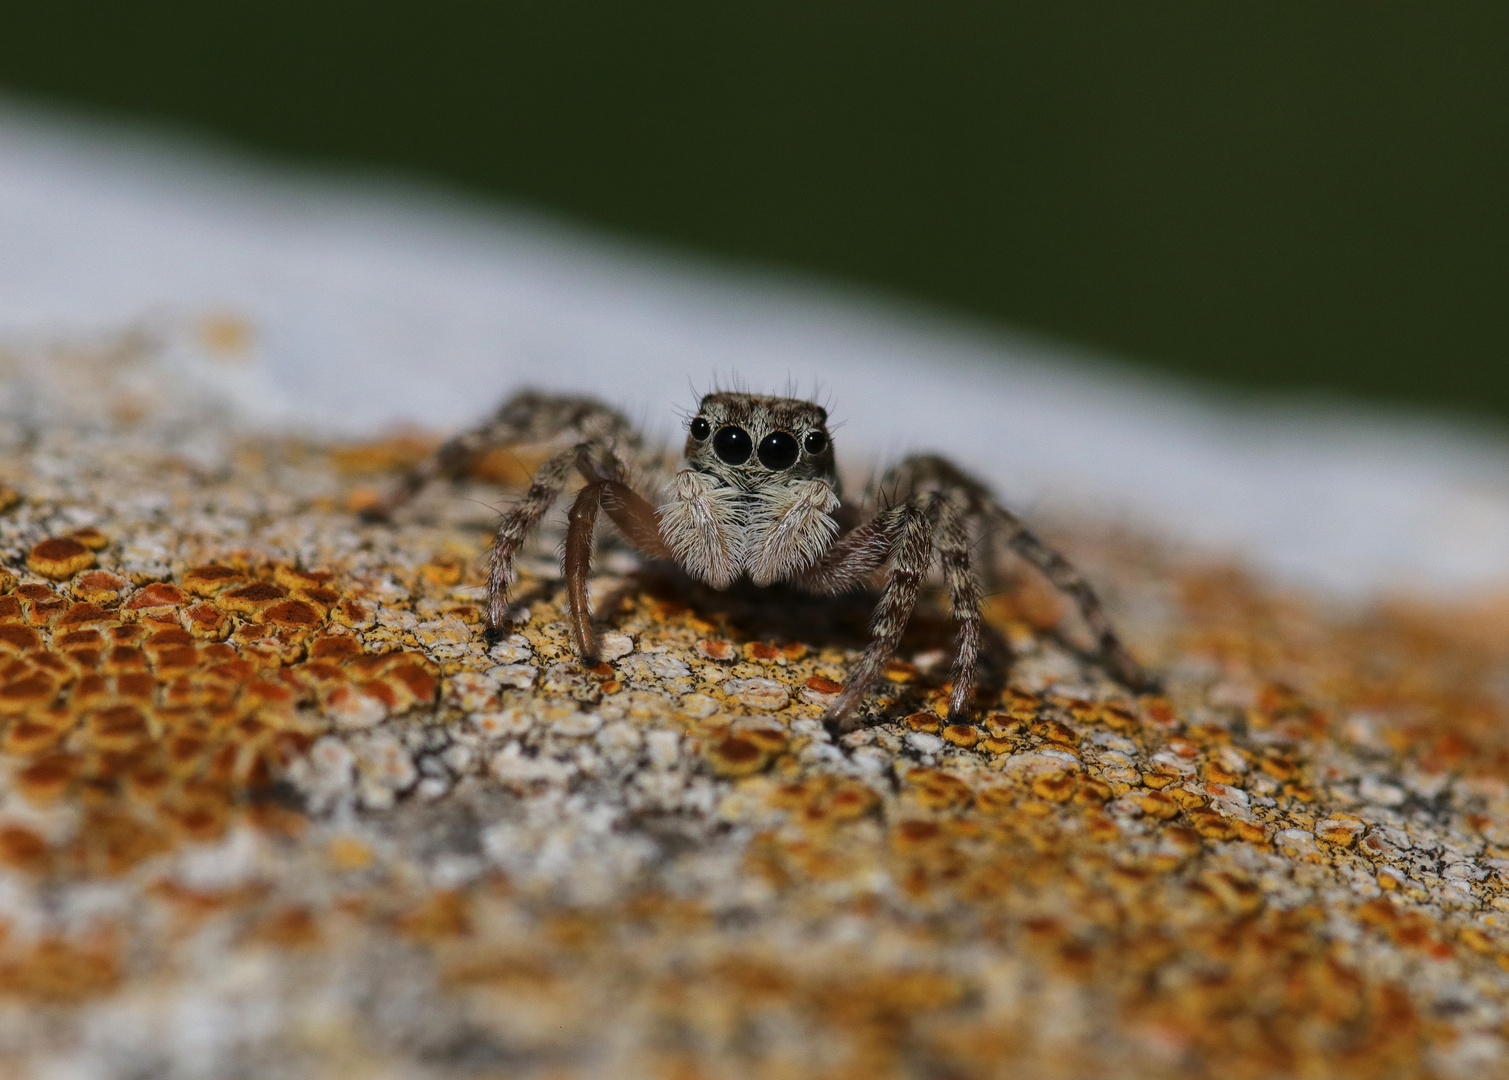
left=2, top=334, right=1509, bottom=1079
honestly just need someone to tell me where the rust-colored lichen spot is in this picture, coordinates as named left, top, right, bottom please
left=68, top=527, right=110, bottom=551
left=72, top=570, right=128, bottom=605
left=904, top=711, right=940, bottom=734
left=183, top=564, right=245, bottom=597
left=940, top=723, right=978, bottom=748
left=330, top=432, right=442, bottom=475
left=26, top=537, right=95, bottom=580
left=706, top=735, right=769, bottom=777
left=396, top=890, right=471, bottom=942
left=695, top=639, right=736, bottom=662
left=125, top=582, right=187, bottom=616
left=244, top=906, right=323, bottom=950
left=0, top=937, right=120, bottom=1003
left=0, top=824, right=51, bottom=873
left=218, top=581, right=287, bottom=616
left=904, top=768, right=972, bottom=811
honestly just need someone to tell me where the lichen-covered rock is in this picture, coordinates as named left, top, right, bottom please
left=3, top=338, right=1509, bottom=1078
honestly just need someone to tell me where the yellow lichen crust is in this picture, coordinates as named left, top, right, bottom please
left=2, top=398, right=1509, bottom=1078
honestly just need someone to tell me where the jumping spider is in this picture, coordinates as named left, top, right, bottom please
left=368, top=389, right=1151, bottom=731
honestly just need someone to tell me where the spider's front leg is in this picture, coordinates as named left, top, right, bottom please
left=486, top=440, right=670, bottom=646
left=800, top=496, right=948, bottom=732
left=560, top=451, right=672, bottom=661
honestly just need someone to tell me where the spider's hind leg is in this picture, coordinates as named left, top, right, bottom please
left=364, top=389, right=645, bottom=521
left=872, top=453, right=1154, bottom=696
left=987, top=505, right=1154, bottom=693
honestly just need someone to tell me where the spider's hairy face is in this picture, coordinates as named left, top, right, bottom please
left=659, top=392, right=842, bottom=589
left=681, top=393, right=837, bottom=487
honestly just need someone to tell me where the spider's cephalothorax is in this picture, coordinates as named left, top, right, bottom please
left=368, top=388, right=1152, bottom=731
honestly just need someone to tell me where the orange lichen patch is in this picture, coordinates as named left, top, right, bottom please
left=903, top=711, right=940, bottom=734
left=743, top=641, right=785, bottom=664
left=0, top=824, right=51, bottom=874
left=273, top=565, right=334, bottom=591
left=705, top=735, right=769, bottom=777
left=396, top=891, right=471, bottom=942
left=72, top=570, right=129, bottom=605
left=258, top=599, right=323, bottom=632
left=999, top=688, right=1041, bottom=718
left=26, top=537, right=95, bottom=580
left=941, top=724, right=978, bottom=748
left=244, top=907, right=323, bottom=950
left=72, top=808, right=173, bottom=876
left=695, top=639, right=736, bottom=662
left=0, top=625, right=42, bottom=654
left=56, top=602, right=113, bottom=630
left=17, top=586, right=68, bottom=626
left=803, top=675, right=843, bottom=696
left=85, top=705, right=153, bottom=749
left=1029, top=717, right=1080, bottom=746
left=125, top=582, right=188, bottom=617
left=0, top=937, right=120, bottom=1003
left=882, top=659, right=919, bottom=684
left=905, top=768, right=973, bottom=811
left=1185, top=808, right=1238, bottom=841
left=1134, top=790, right=1181, bottom=820
left=218, top=581, right=288, bottom=616
left=182, top=564, right=245, bottom=597
left=330, top=432, right=441, bottom=475
left=1031, top=772, right=1077, bottom=803
left=1314, top=815, right=1366, bottom=847
left=328, top=835, right=375, bottom=872
left=330, top=599, right=372, bottom=629
left=309, top=635, right=362, bottom=663
left=68, top=527, right=110, bottom=551
left=180, top=602, right=232, bottom=640
left=0, top=674, right=57, bottom=713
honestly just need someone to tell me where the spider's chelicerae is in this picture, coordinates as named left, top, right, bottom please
left=370, top=389, right=1152, bottom=730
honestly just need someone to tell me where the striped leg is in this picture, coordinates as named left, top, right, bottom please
left=485, top=446, right=583, bottom=636
left=820, top=497, right=940, bottom=731
left=562, top=470, right=675, bottom=662
left=367, top=390, right=643, bottom=521
left=937, top=495, right=983, bottom=717
left=989, top=506, right=1153, bottom=691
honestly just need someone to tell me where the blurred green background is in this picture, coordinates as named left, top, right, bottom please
left=4, top=3, right=1506, bottom=416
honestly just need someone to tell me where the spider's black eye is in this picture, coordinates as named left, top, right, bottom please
left=757, top=431, right=800, bottom=471
left=689, top=417, right=711, bottom=441
left=712, top=425, right=752, bottom=464
left=803, top=430, right=828, bottom=455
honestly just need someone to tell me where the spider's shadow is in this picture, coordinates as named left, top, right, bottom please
left=594, top=562, right=1019, bottom=705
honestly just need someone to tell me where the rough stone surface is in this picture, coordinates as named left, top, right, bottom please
left=1, top=334, right=1509, bottom=1078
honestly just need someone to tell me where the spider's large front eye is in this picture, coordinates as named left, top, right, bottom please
left=803, top=431, right=828, bottom=455
left=689, top=417, right=711, bottom=441
left=712, top=425, right=752, bottom=464
left=757, top=431, right=799, bottom=471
